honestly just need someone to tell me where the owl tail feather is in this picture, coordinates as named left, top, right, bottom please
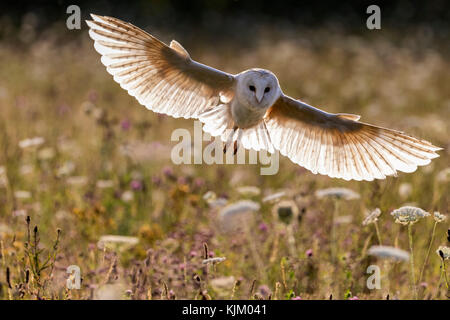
left=198, top=104, right=275, bottom=155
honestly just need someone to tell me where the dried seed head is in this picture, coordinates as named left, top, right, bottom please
left=203, top=242, right=209, bottom=260
left=362, top=208, right=382, bottom=226
left=273, top=200, right=299, bottom=225
left=192, top=274, right=201, bottom=283
left=433, top=212, right=447, bottom=223
left=436, top=246, right=450, bottom=260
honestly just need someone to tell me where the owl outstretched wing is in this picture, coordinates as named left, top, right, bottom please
left=86, top=14, right=235, bottom=119
left=264, top=94, right=442, bottom=181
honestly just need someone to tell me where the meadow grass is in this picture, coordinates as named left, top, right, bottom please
left=0, top=25, right=448, bottom=299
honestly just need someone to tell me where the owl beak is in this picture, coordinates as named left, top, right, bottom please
left=255, top=91, right=264, bottom=103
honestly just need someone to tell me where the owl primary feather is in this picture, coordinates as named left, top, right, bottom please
left=86, top=14, right=442, bottom=181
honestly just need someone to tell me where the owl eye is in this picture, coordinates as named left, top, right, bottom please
left=264, top=87, right=270, bottom=93
left=249, top=85, right=256, bottom=92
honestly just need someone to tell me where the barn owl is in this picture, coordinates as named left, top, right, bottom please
left=86, top=14, right=441, bottom=181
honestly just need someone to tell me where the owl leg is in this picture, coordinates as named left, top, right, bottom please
left=233, top=128, right=243, bottom=155
left=223, top=125, right=239, bottom=154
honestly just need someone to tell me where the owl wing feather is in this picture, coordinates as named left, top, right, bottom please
left=86, top=14, right=235, bottom=119
left=264, top=94, right=442, bottom=181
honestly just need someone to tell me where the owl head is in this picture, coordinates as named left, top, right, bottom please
left=236, top=69, right=281, bottom=109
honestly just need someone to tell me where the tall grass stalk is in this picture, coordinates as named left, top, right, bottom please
left=374, top=221, right=383, bottom=245
left=419, top=221, right=438, bottom=283
left=407, top=224, right=418, bottom=299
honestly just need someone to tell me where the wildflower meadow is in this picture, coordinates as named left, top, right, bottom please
left=0, top=3, right=448, bottom=301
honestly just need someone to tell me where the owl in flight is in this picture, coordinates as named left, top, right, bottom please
left=86, top=14, right=441, bottom=181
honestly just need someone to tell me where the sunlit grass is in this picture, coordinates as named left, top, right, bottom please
left=0, top=25, right=448, bottom=299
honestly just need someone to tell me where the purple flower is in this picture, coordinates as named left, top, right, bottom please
left=152, top=176, right=161, bottom=186
left=58, top=104, right=71, bottom=116
left=306, top=249, right=313, bottom=257
left=88, top=90, right=98, bottom=102
left=150, top=141, right=162, bottom=149
left=349, top=296, right=359, bottom=300
left=194, top=177, right=205, bottom=188
left=130, top=179, right=143, bottom=191
left=162, top=166, right=174, bottom=178
left=189, top=250, right=197, bottom=258
left=258, top=222, right=268, bottom=232
left=177, top=176, right=187, bottom=185
left=257, top=285, right=271, bottom=299
left=291, top=296, right=302, bottom=300
left=121, top=119, right=131, bottom=131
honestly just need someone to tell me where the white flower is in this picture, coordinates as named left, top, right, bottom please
left=210, top=276, right=235, bottom=292
left=57, top=161, right=76, bottom=177
left=368, top=245, right=410, bottom=261
left=0, top=223, right=13, bottom=237
left=97, top=235, right=139, bottom=250
left=203, top=191, right=217, bottom=202
left=390, top=206, right=430, bottom=225
left=220, top=200, right=259, bottom=215
left=14, top=190, right=31, bottom=199
left=208, top=198, right=228, bottom=208
left=66, top=176, right=88, bottom=186
left=121, top=190, right=134, bottom=202
left=436, top=167, right=450, bottom=182
left=315, top=188, right=360, bottom=200
left=202, top=257, right=226, bottom=265
left=219, top=200, right=259, bottom=232
left=37, top=147, right=55, bottom=160
left=94, top=283, right=126, bottom=300
left=18, top=136, right=45, bottom=149
left=19, top=164, right=34, bottom=175
left=0, top=166, right=6, bottom=187
left=335, top=215, right=353, bottom=224
left=96, top=180, right=115, bottom=189
left=12, top=209, right=27, bottom=217
left=436, top=246, right=450, bottom=260
left=362, top=208, right=382, bottom=226
left=203, top=191, right=227, bottom=208
left=262, top=191, right=286, bottom=203
left=236, top=186, right=261, bottom=197
left=433, top=212, right=447, bottom=223
left=398, top=183, right=412, bottom=199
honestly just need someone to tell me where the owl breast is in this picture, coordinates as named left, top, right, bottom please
left=230, top=99, right=268, bottom=128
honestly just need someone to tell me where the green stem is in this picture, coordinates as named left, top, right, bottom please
left=331, top=200, right=339, bottom=264
left=419, top=221, right=437, bottom=284
left=408, top=224, right=418, bottom=299
left=374, top=222, right=382, bottom=245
